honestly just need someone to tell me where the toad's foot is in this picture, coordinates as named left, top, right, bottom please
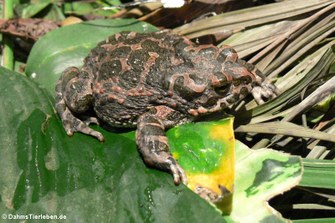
left=55, top=88, right=104, bottom=141
left=251, top=82, right=278, bottom=104
left=59, top=107, right=105, bottom=142
left=55, top=66, right=104, bottom=141
left=136, top=106, right=187, bottom=185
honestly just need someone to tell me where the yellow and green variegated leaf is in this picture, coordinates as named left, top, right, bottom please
left=168, top=117, right=235, bottom=214
left=232, top=142, right=302, bottom=223
left=168, top=118, right=303, bottom=222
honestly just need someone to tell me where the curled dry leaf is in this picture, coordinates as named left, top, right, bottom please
left=0, top=18, right=59, bottom=41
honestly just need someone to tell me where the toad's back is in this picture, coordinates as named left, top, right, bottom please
left=84, top=31, right=210, bottom=127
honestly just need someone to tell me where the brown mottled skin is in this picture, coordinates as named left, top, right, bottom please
left=55, top=31, right=277, bottom=185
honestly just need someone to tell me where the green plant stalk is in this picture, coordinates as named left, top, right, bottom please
left=2, top=0, right=14, bottom=70
left=293, top=218, right=335, bottom=223
left=300, top=159, right=335, bottom=189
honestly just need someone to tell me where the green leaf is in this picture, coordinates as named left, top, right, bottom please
left=169, top=118, right=235, bottom=174
left=0, top=68, right=54, bottom=212
left=25, top=19, right=158, bottom=94
left=43, top=3, right=66, bottom=21
left=300, top=159, right=335, bottom=189
left=168, top=119, right=303, bottom=222
left=63, top=0, right=121, bottom=16
left=18, top=2, right=51, bottom=18
left=0, top=68, right=301, bottom=222
left=168, top=118, right=235, bottom=214
left=231, top=142, right=302, bottom=223
left=0, top=67, right=226, bottom=223
left=0, top=66, right=303, bottom=222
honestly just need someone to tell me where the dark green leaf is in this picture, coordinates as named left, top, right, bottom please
left=0, top=67, right=226, bottom=223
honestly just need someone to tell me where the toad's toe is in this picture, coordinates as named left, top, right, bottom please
left=168, top=157, right=188, bottom=185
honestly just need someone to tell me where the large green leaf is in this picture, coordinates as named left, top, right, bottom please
left=0, top=67, right=226, bottom=222
left=25, top=19, right=158, bottom=94
left=0, top=66, right=303, bottom=222
left=2, top=19, right=231, bottom=222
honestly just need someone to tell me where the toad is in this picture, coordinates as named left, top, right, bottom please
left=55, top=31, right=277, bottom=185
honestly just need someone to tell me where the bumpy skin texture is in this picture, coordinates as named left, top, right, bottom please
left=55, top=31, right=277, bottom=185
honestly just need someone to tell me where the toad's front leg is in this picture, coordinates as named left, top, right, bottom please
left=55, top=67, right=104, bottom=141
left=136, top=106, right=187, bottom=185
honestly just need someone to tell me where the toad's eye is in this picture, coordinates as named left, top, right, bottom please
left=240, top=87, right=249, bottom=96
left=242, top=76, right=252, bottom=85
left=217, top=47, right=238, bottom=63
left=232, top=79, right=240, bottom=86
left=215, top=82, right=230, bottom=95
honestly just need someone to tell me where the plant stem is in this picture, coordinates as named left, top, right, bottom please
left=2, top=0, right=14, bottom=70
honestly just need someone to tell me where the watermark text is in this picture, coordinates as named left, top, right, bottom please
left=2, top=213, right=66, bottom=221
